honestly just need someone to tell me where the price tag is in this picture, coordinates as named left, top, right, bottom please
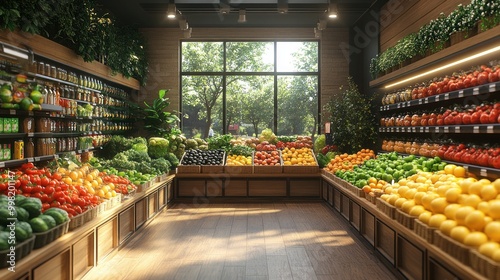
left=412, top=127, right=416, bottom=133
left=424, top=97, right=429, bottom=104
left=397, top=103, right=401, bottom=109
left=27, top=133, right=34, bottom=137
left=9, top=110, right=15, bottom=115
left=458, top=90, right=464, bottom=98
left=480, top=169, right=488, bottom=177
left=0, top=162, right=5, bottom=168
left=418, top=99, right=423, bottom=105
left=455, top=126, right=460, bottom=133
left=489, top=84, right=496, bottom=92
left=487, top=126, right=494, bottom=133
left=473, top=126, right=479, bottom=133
left=444, top=93, right=450, bottom=100
left=28, top=111, right=34, bottom=116
left=433, top=127, right=438, bottom=133
left=396, top=127, right=400, bottom=132
left=435, top=95, right=441, bottom=102
left=54, top=154, right=59, bottom=160
left=473, top=87, right=480, bottom=95
left=34, top=157, right=41, bottom=162
left=444, top=127, right=449, bottom=133
left=425, top=127, right=429, bottom=133
left=27, top=158, right=34, bottom=163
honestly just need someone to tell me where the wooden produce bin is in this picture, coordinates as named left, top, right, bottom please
left=97, top=217, right=118, bottom=264
left=118, top=206, right=135, bottom=245
left=148, top=191, right=158, bottom=219
left=33, top=248, right=71, bottom=280
left=73, top=231, right=95, bottom=279
left=135, top=197, right=148, bottom=229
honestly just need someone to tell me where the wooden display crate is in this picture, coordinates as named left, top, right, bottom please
left=33, top=221, right=70, bottom=249
left=433, top=231, right=471, bottom=266
left=395, top=209, right=417, bottom=230
left=413, top=219, right=436, bottom=243
left=376, top=198, right=396, bottom=219
left=470, top=249, right=500, bottom=280
left=282, top=149, right=319, bottom=174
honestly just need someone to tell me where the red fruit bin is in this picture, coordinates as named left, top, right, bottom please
left=253, top=151, right=282, bottom=174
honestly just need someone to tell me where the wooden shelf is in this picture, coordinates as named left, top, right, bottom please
left=379, top=124, right=500, bottom=134
left=0, top=30, right=140, bottom=90
left=370, top=25, right=500, bottom=89
left=322, top=175, right=488, bottom=280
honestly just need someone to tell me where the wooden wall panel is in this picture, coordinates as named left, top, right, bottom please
left=379, top=0, right=470, bottom=52
left=139, top=27, right=350, bottom=133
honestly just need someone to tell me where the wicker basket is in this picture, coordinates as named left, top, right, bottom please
left=376, top=198, right=396, bottom=219
left=470, top=249, right=500, bottom=279
left=33, top=221, right=70, bottom=249
left=156, top=173, right=169, bottom=182
left=0, top=235, right=35, bottom=268
left=395, top=209, right=417, bottom=230
left=282, top=149, right=319, bottom=174
left=365, top=192, right=377, bottom=204
left=96, top=200, right=108, bottom=215
left=433, top=231, right=471, bottom=266
left=344, top=182, right=364, bottom=198
left=84, top=206, right=98, bottom=223
left=413, top=219, right=435, bottom=243
left=69, top=211, right=86, bottom=231
left=105, top=194, right=122, bottom=210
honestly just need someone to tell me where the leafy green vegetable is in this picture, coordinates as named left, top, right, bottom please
left=132, top=143, right=148, bottom=153
left=258, top=128, right=277, bottom=144
left=313, top=134, right=326, bottom=153
left=150, top=158, right=171, bottom=174
left=121, top=150, right=151, bottom=163
left=101, top=135, right=133, bottom=159
left=277, top=135, right=297, bottom=143
left=165, top=153, right=180, bottom=168
left=148, top=137, right=170, bottom=158
left=229, top=145, right=253, bottom=157
left=207, top=134, right=233, bottom=151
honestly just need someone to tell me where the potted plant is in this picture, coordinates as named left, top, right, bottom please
left=449, top=4, right=478, bottom=45
left=140, top=89, right=180, bottom=138
left=324, top=77, right=377, bottom=154
left=471, top=0, right=500, bottom=32
left=369, top=55, right=380, bottom=80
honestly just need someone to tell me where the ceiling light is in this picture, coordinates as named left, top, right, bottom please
left=238, top=9, right=246, bottom=23
left=278, top=0, right=288, bottom=14
left=328, top=2, right=338, bottom=19
left=167, top=3, right=176, bottom=19
left=317, top=19, right=327, bottom=30
left=184, top=28, right=192, bottom=39
left=384, top=45, right=500, bottom=89
left=1, top=44, right=29, bottom=60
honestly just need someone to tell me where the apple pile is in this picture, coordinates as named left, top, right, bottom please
left=381, top=102, right=500, bottom=127
left=382, top=64, right=500, bottom=105
left=379, top=164, right=500, bottom=262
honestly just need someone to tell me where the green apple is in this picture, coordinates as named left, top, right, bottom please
left=29, top=89, right=44, bottom=104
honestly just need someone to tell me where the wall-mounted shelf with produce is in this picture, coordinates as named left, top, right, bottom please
left=379, top=124, right=500, bottom=134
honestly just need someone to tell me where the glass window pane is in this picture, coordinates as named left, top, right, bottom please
left=181, top=75, right=223, bottom=138
left=277, top=42, right=318, bottom=72
left=181, top=42, right=224, bottom=72
left=277, top=75, right=318, bottom=136
left=226, top=42, right=274, bottom=72
left=226, top=75, right=274, bottom=136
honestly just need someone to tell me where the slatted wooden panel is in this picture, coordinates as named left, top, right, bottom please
left=178, top=180, right=206, bottom=197
left=97, top=217, right=117, bottom=264
left=379, top=0, right=470, bottom=52
left=428, top=257, right=459, bottom=279
left=158, top=186, right=166, bottom=208
left=341, top=193, right=350, bottom=220
left=289, top=179, right=320, bottom=197
left=248, top=180, right=286, bottom=196
left=118, top=206, right=135, bottom=245
left=33, top=249, right=71, bottom=280
left=225, top=180, right=247, bottom=196
left=350, top=201, right=361, bottom=230
left=73, top=231, right=95, bottom=279
left=376, top=220, right=396, bottom=264
left=135, top=197, right=148, bottom=228
left=361, top=209, right=375, bottom=246
left=397, top=235, right=424, bottom=280
left=148, top=191, right=158, bottom=219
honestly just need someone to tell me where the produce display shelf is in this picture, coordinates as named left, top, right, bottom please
left=379, top=81, right=499, bottom=112
left=174, top=172, right=321, bottom=179
left=31, top=132, right=82, bottom=138
left=377, top=151, right=500, bottom=179
left=0, top=132, right=26, bottom=139
left=322, top=175, right=488, bottom=280
left=379, top=124, right=500, bottom=134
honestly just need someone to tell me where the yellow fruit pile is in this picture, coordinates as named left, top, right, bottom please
left=58, top=165, right=117, bottom=199
left=324, top=149, right=375, bottom=173
left=281, top=147, right=317, bottom=166
left=379, top=164, right=500, bottom=261
left=226, top=154, right=252, bottom=166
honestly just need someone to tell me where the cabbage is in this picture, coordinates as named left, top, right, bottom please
left=132, top=143, right=148, bottom=153
left=148, top=137, right=170, bottom=159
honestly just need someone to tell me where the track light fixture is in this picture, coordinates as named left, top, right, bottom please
left=317, top=19, right=327, bottom=30
left=278, top=0, right=288, bottom=14
left=238, top=9, right=246, bottom=23
left=220, top=3, right=230, bottom=14
left=314, top=28, right=322, bottom=39
left=179, top=18, right=189, bottom=30
left=328, top=1, right=338, bottom=19
left=184, top=28, right=192, bottom=39
left=167, top=3, right=176, bottom=19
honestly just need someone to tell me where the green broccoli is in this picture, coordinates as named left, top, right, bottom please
left=150, top=158, right=171, bottom=174
left=108, top=158, right=136, bottom=171
left=165, top=153, right=179, bottom=168
left=136, top=161, right=158, bottom=175
left=121, top=150, right=151, bottom=163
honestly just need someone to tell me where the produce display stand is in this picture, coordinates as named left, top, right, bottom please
left=0, top=175, right=174, bottom=280
left=321, top=175, right=488, bottom=280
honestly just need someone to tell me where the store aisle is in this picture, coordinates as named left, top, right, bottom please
left=83, top=202, right=399, bottom=280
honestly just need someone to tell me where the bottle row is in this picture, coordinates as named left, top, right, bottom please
left=39, top=83, right=129, bottom=108
left=21, top=117, right=132, bottom=133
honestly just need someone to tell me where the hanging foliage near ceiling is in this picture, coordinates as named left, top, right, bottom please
left=0, top=0, right=149, bottom=85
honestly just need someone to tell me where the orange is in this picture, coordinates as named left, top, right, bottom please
left=453, top=166, right=466, bottom=178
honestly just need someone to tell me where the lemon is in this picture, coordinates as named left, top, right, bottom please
left=464, top=232, right=488, bottom=247
left=450, top=226, right=470, bottom=243
left=485, top=221, right=500, bottom=242
left=479, top=242, right=500, bottom=258
left=464, top=210, right=486, bottom=231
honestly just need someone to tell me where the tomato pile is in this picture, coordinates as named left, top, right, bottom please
left=255, top=141, right=277, bottom=151
left=253, top=151, right=281, bottom=166
left=0, top=163, right=100, bottom=217
left=100, top=173, right=136, bottom=195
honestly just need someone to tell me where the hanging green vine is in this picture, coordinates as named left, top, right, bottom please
left=0, top=0, right=148, bottom=85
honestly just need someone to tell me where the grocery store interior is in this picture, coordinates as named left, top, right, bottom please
left=1, top=0, right=500, bottom=279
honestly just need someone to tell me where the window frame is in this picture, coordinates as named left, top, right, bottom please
left=180, top=39, right=321, bottom=136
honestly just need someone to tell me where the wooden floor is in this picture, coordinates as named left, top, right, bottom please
left=83, top=202, right=399, bottom=280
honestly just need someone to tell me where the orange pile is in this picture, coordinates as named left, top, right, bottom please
left=324, top=149, right=375, bottom=173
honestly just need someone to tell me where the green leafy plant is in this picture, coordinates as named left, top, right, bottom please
left=324, top=77, right=377, bottom=154
left=142, top=90, right=180, bottom=138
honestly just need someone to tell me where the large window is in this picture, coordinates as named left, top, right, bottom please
left=181, top=40, right=319, bottom=138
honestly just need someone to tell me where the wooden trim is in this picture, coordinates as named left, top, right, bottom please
left=0, top=30, right=140, bottom=90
